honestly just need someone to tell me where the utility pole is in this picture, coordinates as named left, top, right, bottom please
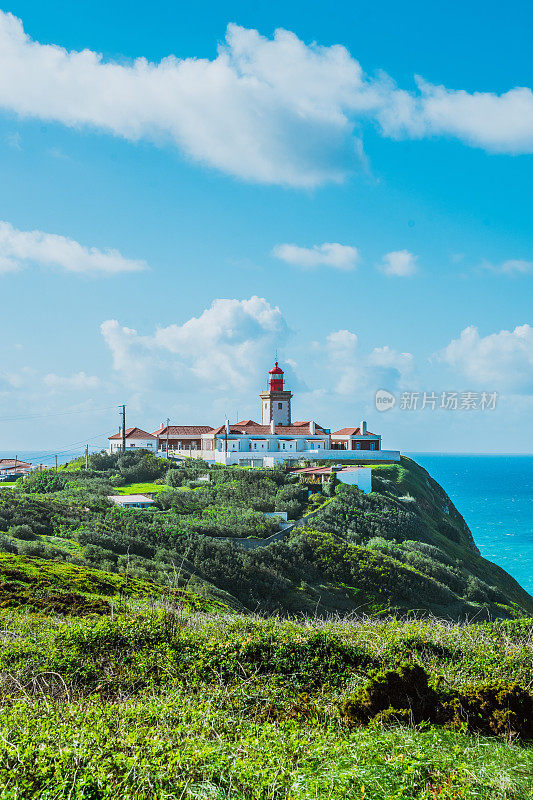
left=119, top=405, right=126, bottom=452
left=85, top=444, right=89, bottom=470
left=166, top=417, right=170, bottom=459
left=55, top=455, right=58, bottom=471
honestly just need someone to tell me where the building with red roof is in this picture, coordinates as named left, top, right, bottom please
left=108, top=427, right=157, bottom=454
left=105, top=360, right=399, bottom=465
left=152, top=424, right=214, bottom=453
left=0, top=458, right=33, bottom=478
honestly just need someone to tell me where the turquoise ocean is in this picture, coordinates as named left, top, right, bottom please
left=409, top=454, right=533, bottom=595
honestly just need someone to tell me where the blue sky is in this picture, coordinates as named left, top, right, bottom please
left=1, top=0, right=533, bottom=456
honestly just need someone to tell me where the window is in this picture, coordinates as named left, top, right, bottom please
left=278, top=402, right=283, bottom=409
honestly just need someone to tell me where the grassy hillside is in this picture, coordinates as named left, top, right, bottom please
left=0, top=606, right=532, bottom=798
left=1, top=453, right=532, bottom=619
left=0, top=552, right=232, bottom=615
left=1, top=452, right=533, bottom=797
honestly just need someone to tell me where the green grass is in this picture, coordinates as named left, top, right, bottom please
left=112, top=482, right=169, bottom=495
left=0, top=553, right=231, bottom=616
left=0, top=609, right=532, bottom=798
left=1, top=696, right=531, bottom=799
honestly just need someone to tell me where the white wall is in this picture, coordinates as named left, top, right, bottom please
left=108, top=439, right=157, bottom=454
left=337, top=469, right=373, bottom=493
left=211, top=449, right=400, bottom=467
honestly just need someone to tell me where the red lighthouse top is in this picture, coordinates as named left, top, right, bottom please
left=268, top=361, right=284, bottom=391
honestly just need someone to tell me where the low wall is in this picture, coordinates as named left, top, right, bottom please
left=211, top=449, right=400, bottom=466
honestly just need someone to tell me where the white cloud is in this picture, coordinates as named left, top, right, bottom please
left=0, top=221, right=146, bottom=275
left=272, top=242, right=359, bottom=270
left=0, top=13, right=367, bottom=188
left=482, top=259, right=533, bottom=275
left=439, top=324, right=533, bottom=391
left=320, top=329, right=413, bottom=396
left=101, top=296, right=289, bottom=392
left=378, top=249, right=418, bottom=277
left=2, top=13, right=533, bottom=188
left=43, top=371, right=101, bottom=390
left=379, top=78, right=533, bottom=154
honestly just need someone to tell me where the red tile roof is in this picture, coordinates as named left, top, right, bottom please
left=108, top=427, right=156, bottom=440
left=152, top=425, right=213, bottom=437
left=332, top=427, right=378, bottom=437
left=0, top=459, right=32, bottom=469
left=210, top=421, right=326, bottom=436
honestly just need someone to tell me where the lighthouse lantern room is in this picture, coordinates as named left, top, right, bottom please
left=260, top=361, right=293, bottom=426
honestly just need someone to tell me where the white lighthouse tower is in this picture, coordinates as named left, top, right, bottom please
left=260, top=361, right=293, bottom=426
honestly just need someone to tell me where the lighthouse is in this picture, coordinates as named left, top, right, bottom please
left=260, top=361, right=293, bottom=426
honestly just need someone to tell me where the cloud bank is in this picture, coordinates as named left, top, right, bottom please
left=320, top=329, right=414, bottom=397
left=101, top=296, right=289, bottom=392
left=0, top=221, right=146, bottom=275
left=272, top=242, right=359, bottom=270
left=440, top=324, right=533, bottom=391
left=2, top=12, right=533, bottom=187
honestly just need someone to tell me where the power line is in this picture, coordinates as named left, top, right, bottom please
left=0, top=404, right=117, bottom=424
left=6, top=429, right=116, bottom=464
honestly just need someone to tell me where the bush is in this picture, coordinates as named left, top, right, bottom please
left=341, top=664, right=533, bottom=740
left=166, top=468, right=183, bottom=488
left=342, top=664, right=439, bottom=727
left=324, top=473, right=338, bottom=497
left=17, top=541, right=65, bottom=560
left=21, top=471, right=67, bottom=494
left=0, top=534, right=17, bottom=553
left=8, top=524, right=36, bottom=541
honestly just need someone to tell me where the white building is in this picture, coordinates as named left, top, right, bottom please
left=198, top=362, right=399, bottom=466
left=294, top=465, right=373, bottom=493
left=108, top=427, right=158, bottom=454
left=106, top=361, right=400, bottom=466
left=108, top=494, right=155, bottom=509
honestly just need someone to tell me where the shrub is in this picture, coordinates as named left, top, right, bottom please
left=21, top=472, right=67, bottom=494
left=166, top=468, right=183, bottom=488
left=341, top=664, right=533, bottom=740
left=445, top=682, right=533, bottom=740
left=8, top=524, right=36, bottom=541
left=0, top=534, right=17, bottom=554
left=342, top=664, right=439, bottom=727
left=17, top=541, right=65, bottom=560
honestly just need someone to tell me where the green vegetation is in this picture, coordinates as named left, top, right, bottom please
left=0, top=452, right=531, bottom=619
left=0, top=608, right=532, bottom=798
left=112, top=481, right=169, bottom=495
left=0, top=449, right=532, bottom=796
